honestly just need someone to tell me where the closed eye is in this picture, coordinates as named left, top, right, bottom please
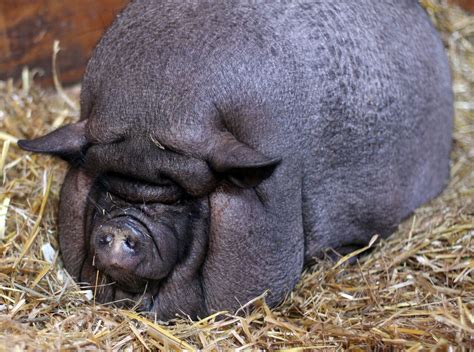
left=98, top=173, right=183, bottom=204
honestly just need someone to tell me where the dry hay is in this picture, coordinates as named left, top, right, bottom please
left=0, top=1, right=473, bottom=350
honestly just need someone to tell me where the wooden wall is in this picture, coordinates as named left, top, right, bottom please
left=0, top=0, right=129, bottom=86
left=449, top=0, right=474, bottom=13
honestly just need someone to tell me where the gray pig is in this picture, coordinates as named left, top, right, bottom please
left=19, top=0, right=453, bottom=320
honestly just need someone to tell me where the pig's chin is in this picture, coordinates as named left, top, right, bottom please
left=104, top=266, right=152, bottom=293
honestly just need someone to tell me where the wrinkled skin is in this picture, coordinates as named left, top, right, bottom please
left=57, top=168, right=210, bottom=318
left=18, top=0, right=453, bottom=320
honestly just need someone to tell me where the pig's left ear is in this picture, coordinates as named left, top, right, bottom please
left=18, top=120, right=88, bottom=157
left=208, top=135, right=281, bottom=188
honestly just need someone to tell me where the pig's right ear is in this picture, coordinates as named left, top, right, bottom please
left=208, top=133, right=281, bottom=188
left=18, top=120, right=89, bottom=157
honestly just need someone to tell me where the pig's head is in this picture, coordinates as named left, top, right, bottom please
left=18, top=118, right=280, bottom=306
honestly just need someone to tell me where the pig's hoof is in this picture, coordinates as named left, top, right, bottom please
left=136, top=293, right=155, bottom=312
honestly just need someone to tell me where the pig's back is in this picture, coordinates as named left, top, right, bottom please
left=282, top=1, right=453, bottom=259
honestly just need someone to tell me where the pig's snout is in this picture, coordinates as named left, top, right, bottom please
left=91, top=216, right=155, bottom=292
left=95, top=218, right=145, bottom=269
left=90, top=211, right=179, bottom=293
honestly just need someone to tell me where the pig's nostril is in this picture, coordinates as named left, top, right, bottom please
left=124, top=237, right=135, bottom=250
left=99, top=233, right=114, bottom=246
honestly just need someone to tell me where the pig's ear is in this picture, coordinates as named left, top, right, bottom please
left=18, top=120, right=88, bottom=157
left=209, top=135, right=281, bottom=188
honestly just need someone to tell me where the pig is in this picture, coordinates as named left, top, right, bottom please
left=18, top=0, right=453, bottom=320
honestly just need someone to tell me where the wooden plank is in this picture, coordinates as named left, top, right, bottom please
left=449, top=0, right=474, bottom=13
left=0, top=0, right=129, bottom=86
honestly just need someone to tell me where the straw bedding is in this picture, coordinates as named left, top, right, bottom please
left=0, top=1, right=472, bottom=350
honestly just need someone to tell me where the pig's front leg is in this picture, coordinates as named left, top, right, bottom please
left=146, top=268, right=207, bottom=320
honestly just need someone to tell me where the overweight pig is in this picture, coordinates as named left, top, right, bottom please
left=19, top=0, right=453, bottom=320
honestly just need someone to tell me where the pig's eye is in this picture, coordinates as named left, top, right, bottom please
left=97, top=173, right=183, bottom=204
